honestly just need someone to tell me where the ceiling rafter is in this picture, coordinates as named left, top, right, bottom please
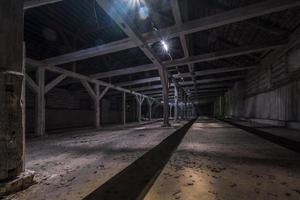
left=42, top=0, right=300, bottom=66
left=170, top=0, right=199, bottom=96
left=90, top=43, right=282, bottom=79
left=95, top=0, right=174, bottom=124
left=24, top=0, right=63, bottom=10
left=133, top=82, right=234, bottom=93
left=26, top=58, right=155, bottom=101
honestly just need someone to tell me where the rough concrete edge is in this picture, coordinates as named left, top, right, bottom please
left=0, top=170, right=35, bottom=198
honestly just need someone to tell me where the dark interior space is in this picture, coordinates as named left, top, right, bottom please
left=1, top=0, right=300, bottom=199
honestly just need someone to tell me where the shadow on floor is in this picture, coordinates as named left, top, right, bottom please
left=83, top=119, right=196, bottom=200
left=222, top=119, right=300, bottom=154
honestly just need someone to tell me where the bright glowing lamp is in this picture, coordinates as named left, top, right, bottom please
left=161, top=40, right=169, bottom=52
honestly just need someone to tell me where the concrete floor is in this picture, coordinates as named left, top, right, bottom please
left=5, top=120, right=186, bottom=200
left=5, top=118, right=300, bottom=200
left=144, top=118, right=300, bottom=200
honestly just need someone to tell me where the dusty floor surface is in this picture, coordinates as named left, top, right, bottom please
left=144, top=118, right=300, bottom=200
left=4, top=120, right=186, bottom=200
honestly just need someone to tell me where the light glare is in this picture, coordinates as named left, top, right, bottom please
left=161, top=40, right=169, bottom=52
left=126, top=0, right=145, bottom=9
left=139, top=6, right=149, bottom=20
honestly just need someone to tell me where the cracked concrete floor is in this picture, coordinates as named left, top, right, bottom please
left=144, top=119, right=300, bottom=200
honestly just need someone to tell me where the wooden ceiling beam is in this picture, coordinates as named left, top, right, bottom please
left=26, top=58, right=155, bottom=101
left=43, top=0, right=300, bottom=66
left=24, top=0, right=63, bottom=9
left=91, top=43, right=282, bottom=79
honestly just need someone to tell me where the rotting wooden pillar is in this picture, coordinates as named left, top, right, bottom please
left=0, top=0, right=25, bottom=181
left=122, top=92, right=126, bottom=125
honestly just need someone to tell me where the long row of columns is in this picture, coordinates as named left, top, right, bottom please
left=170, top=85, right=196, bottom=121
left=28, top=72, right=157, bottom=136
left=0, top=0, right=190, bottom=182
left=134, top=95, right=154, bottom=123
left=169, top=102, right=195, bottom=119
left=28, top=68, right=194, bottom=135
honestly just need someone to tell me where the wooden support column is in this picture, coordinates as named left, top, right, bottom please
left=180, top=102, right=184, bottom=120
left=174, top=86, right=179, bottom=121
left=184, top=94, right=187, bottom=119
left=169, top=104, right=173, bottom=119
left=180, top=91, right=184, bottom=120
left=135, top=95, right=145, bottom=123
left=188, top=102, right=191, bottom=118
left=162, top=86, right=170, bottom=125
left=96, top=0, right=170, bottom=127
left=36, top=68, right=45, bottom=136
left=147, top=98, right=154, bottom=121
left=94, top=84, right=100, bottom=129
left=187, top=99, right=190, bottom=119
left=122, top=92, right=126, bottom=125
left=26, top=70, right=66, bottom=136
left=81, top=80, right=109, bottom=128
left=192, top=105, right=195, bottom=118
left=136, top=97, right=140, bottom=122
left=179, top=90, right=183, bottom=120
left=0, top=0, right=24, bottom=181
